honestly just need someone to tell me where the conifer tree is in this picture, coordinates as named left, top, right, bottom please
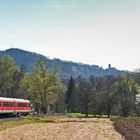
left=65, top=76, right=76, bottom=112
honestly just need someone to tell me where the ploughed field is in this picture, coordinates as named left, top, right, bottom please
left=111, top=118, right=140, bottom=140
left=0, top=117, right=124, bottom=140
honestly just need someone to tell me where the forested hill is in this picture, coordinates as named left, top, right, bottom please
left=0, top=48, right=120, bottom=78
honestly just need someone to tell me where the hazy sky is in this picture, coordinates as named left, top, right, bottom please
left=0, top=0, right=140, bottom=71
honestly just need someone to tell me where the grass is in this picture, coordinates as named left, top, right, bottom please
left=0, top=115, right=66, bottom=132
left=0, top=116, right=50, bottom=132
left=25, top=115, right=48, bottom=122
left=66, top=113, right=87, bottom=118
left=0, top=118, right=34, bottom=132
left=111, top=115, right=140, bottom=120
left=65, top=113, right=108, bottom=118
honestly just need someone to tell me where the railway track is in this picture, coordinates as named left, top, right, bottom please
left=0, top=116, right=24, bottom=122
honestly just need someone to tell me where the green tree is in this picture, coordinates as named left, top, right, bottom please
left=112, top=76, right=138, bottom=117
left=22, top=60, right=65, bottom=114
left=11, top=65, right=26, bottom=98
left=101, top=76, right=118, bottom=118
left=65, top=76, right=76, bottom=112
left=0, top=56, right=19, bottom=97
left=78, top=80, right=95, bottom=117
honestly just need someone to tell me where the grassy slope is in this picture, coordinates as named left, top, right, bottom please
left=0, top=116, right=48, bottom=132
left=0, top=115, right=66, bottom=132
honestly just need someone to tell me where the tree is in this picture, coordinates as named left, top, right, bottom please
left=112, top=76, right=138, bottom=117
left=0, top=56, right=19, bottom=97
left=49, top=91, right=66, bottom=113
left=22, top=60, right=65, bottom=114
left=78, top=80, right=95, bottom=117
left=90, top=76, right=118, bottom=118
left=65, top=76, right=76, bottom=112
left=10, top=64, right=28, bottom=98
left=101, top=76, right=118, bottom=118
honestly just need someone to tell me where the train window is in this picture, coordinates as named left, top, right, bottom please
left=17, top=103, right=27, bottom=107
left=3, top=102, right=14, bottom=107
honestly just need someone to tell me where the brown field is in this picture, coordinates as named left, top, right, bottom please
left=112, top=118, right=140, bottom=140
left=0, top=118, right=124, bottom=140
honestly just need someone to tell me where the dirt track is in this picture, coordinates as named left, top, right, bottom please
left=0, top=118, right=124, bottom=140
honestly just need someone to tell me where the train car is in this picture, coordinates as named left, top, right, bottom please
left=0, top=97, right=14, bottom=114
left=0, top=97, right=31, bottom=117
left=14, top=98, right=31, bottom=116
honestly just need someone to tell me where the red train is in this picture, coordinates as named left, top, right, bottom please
left=0, top=97, right=32, bottom=117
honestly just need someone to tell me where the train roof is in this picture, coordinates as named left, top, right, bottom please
left=14, top=98, right=30, bottom=103
left=0, top=97, right=14, bottom=102
left=0, top=97, right=30, bottom=103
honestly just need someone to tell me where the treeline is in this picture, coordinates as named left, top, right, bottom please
left=65, top=75, right=140, bottom=117
left=0, top=56, right=140, bottom=117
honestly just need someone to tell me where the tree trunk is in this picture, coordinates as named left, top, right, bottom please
left=42, top=92, right=47, bottom=114
left=107, top=105, right=111, bottom=118
left=85, top=107, right=88, bottom=117
left=85, top=113, right=88, bottom=118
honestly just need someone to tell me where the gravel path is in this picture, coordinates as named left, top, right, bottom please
left=0, top=118, right=124, bottom=140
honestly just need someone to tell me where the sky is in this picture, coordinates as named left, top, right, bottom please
left=0, top=0, right=140, bottom=71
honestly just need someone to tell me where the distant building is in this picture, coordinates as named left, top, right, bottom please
left=108, top=64, right=111, bottom=69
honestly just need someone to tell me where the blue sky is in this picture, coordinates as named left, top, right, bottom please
left=0, top=0, right=140, bottom=71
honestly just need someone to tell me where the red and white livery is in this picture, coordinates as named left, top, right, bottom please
left=0, top=97, right=31, bottom=116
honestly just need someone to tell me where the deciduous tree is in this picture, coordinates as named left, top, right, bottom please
left=22, top=60, right=65, bottom=114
